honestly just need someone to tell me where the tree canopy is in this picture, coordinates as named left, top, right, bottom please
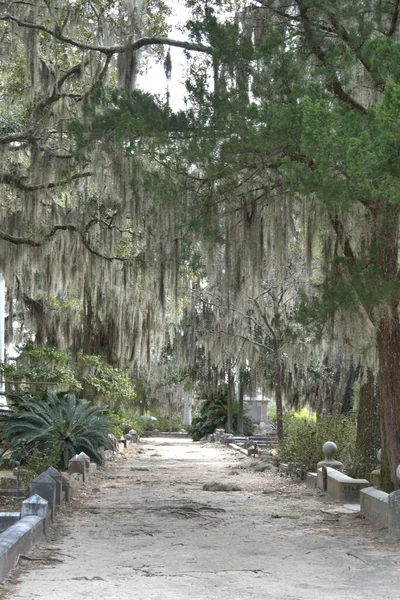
left=2, top=0, right=400, bottom=488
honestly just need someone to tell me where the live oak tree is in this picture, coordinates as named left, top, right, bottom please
left=134, top=0, right=400, bottom=486
left=2, top=0, right=400, bottom=490
left=220, top=0, right=400, bottom=489
left=0, top=0, right=214, bottom=367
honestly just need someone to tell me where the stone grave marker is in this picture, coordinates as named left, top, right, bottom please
left=29, top=473, right=56, bottom=519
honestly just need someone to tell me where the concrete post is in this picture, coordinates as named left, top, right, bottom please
left=29, top=474, right=56, bottom=520
left=388, top=490, right=400, bottom=538
left=43, top=467, right=63, bottom=509
left=21, top=494, right=49, bottom=519
left=77, top=452, right=91, bottom=469
left=68, top=455, right=88, bottom=482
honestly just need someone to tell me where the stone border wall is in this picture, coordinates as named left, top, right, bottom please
left=0, top=449, right=116, bottom=583
left=226, top=440, right=400, bottom=538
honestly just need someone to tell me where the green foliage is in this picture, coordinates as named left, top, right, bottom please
left=277, top=412, right=357, bottom=473
left=0, top=391, right=114, bottom=469
left=0, top=344, right=82, bottom=391
left=145, top=406, right=183, bottom=432
left=17, top=443, right=62, bottom=489
left=76, top=352, right=136, bottom=406
left=1, top=345, right=136, bottom=408
left=189, top=389, right=254, bottom=441
left=108, top=406, right=144, bottom=436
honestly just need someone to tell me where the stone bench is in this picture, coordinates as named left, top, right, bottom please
left=321, top=467, right=370, bottom=503
left=360, top=487, right=389, bottom=528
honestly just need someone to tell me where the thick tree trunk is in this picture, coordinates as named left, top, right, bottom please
left=377, top=315, right=400, bottom=490
left=274, top=342, right=284, bottom=440
left=351, top=368, right=380, bottom=480
left=227, top=363, right=234, bottom=433
left=374, top=204, right=400, bottom=490
left=169, top=404, right=173, bottom=433
left=237, top=378, right=244, bottom=435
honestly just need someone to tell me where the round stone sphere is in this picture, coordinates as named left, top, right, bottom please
left=396, top=464, right=400, bottom=482
left=322, top=441, right=338, bottom=459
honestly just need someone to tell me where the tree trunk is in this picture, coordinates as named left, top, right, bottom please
left=374, top=204, right=400, bottom=490
left=377, top=314, right=400, bottom=490
left=237, top=378, right=244, bottom=435
left=351, top=368, right=380, bottom=480
left=274, top=341, right=284, bottom=440
left=169, top=402, right=173, bottom=433
left=227, top=363, right=234, bottom=433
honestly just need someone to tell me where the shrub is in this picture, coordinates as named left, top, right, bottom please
left=109, top=406, right=144, bottom=436
left=18, top=443, right=62, bottom=489
left=0, top=390, right=114, bottom=469
left=189, top=391, right=254, bottom=441
left=277, top=411, right=357, bottom=472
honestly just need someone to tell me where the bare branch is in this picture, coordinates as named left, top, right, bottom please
left=0, top=171, right=92, bottom=191
left=0, top=14, right=213, bottom=56
left=0, top=224, right=128, bottom=262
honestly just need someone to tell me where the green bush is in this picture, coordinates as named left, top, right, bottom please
left=109, top=406, right=144, bottom=436
left=0, top=390, right=114, bottom=469
left=189, top=391, right=254, bottom=441
left=277, top=411, right=357, bottom=472
left=18, top=443, right=62, bottom=489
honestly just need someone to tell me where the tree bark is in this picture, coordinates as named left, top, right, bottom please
left=351, top=368, right=380, bottom=479
left=274, top=341, right=284, bottom=440
left=169, top=403, right=173, bottom=433
left=227, top=362, right=234, bottom=434
left=237, top=378, right=244, bottom=435
left=374, top=204, right=400, bottom=490
left=377, top=314, right=400, bottom=490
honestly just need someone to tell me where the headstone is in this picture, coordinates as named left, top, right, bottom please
left=77, top=452, right=91, bottom=468
left=29, top=473, right=56, bottom=519
left=108, top=434, right=119, bottom=451
left=100, top=450, right=113, bottom=465
left=68, top=455, right=88, bottom=482
left=183, top=401, right=192, bottom=427
left=62, top=473, right=82, bottom=501
left=214, top=429, right=225, bottom=442
left=43, top=466, right=63, bottom=508
left=125, top=429, right=137, bottom=443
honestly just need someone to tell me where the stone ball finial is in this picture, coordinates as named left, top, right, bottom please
left=396, top=464, right=400, bottom=483
left=377, top=449, right=382, bottom=464
left=322, top=441, right=338, bottom=460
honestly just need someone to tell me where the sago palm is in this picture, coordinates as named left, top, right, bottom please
left=1, top=391, right=114, bottom=469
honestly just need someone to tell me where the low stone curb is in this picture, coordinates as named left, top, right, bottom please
left=0, top=447, right=120, bottom=583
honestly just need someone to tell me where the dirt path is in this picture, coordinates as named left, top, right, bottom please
left=2, top=438, right=399, bottom=600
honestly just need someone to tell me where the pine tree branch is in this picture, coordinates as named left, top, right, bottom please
left=0, top=14, right=213, bottom=56
left=388, top=0, right=400, bottom=37
left=330, top=214, right=375, bottom=325
left=326, top=12, right=372, bottom=75
left=297, top=2, right=368, bottom=114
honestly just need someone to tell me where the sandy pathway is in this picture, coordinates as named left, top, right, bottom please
left=2, top=438, right=399, bottom=600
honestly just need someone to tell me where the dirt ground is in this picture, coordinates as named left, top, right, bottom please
left=1, top=438, right=399, bottom=600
